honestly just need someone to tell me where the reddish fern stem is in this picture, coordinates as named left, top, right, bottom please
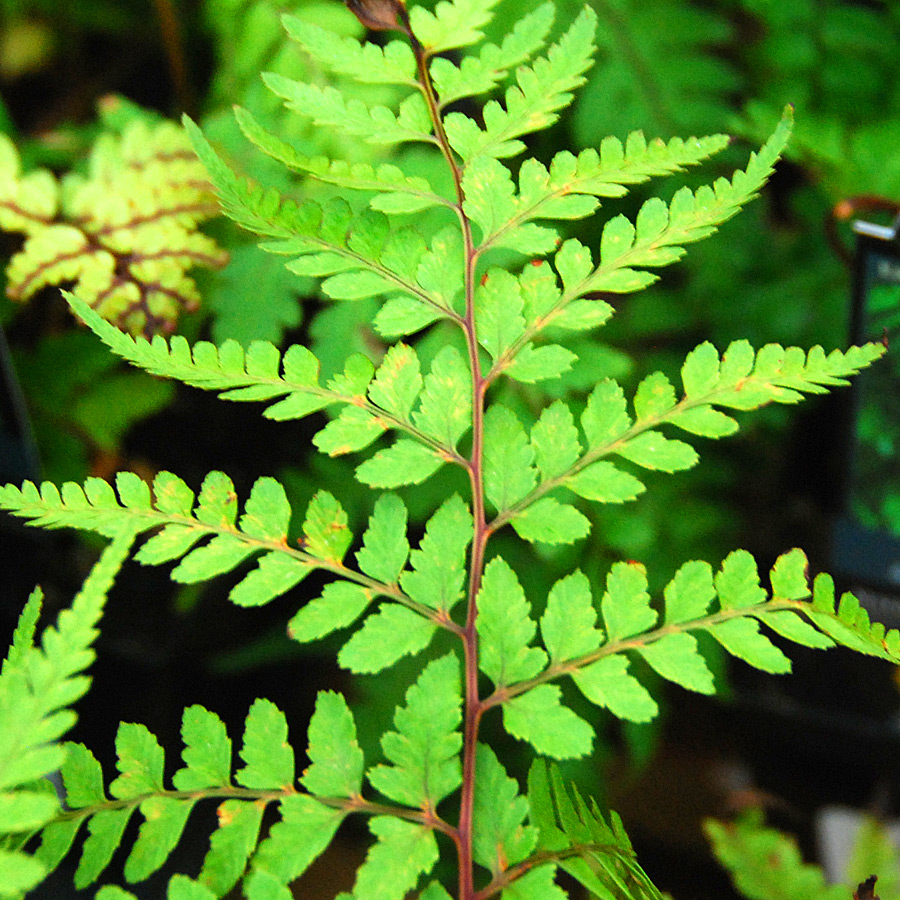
left=400, top=11, right=486, bottom=900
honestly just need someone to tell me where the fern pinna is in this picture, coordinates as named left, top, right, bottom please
left=0, top=1, right=894, bottom=898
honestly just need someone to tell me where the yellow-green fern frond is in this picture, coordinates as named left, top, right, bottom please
left=3, top=115, right=227, bottom=335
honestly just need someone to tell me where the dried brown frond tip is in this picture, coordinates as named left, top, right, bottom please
left=855, top=876, right=879, bottom=900
left=345, top=0, right=407, bottom=32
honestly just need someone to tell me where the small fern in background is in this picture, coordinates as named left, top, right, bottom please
left=0, top=97, right=226, bottom=335
left=708, top=809, right=900, bottom=900
left=0, top=1, right=896, bottom=898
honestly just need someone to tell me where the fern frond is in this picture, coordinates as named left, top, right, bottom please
left=2, top=116, right=226, bottom=334
left=0, top=532, right=134, bottom=896
left=547, top=108, right=792, bottom=302
left=706, top=810, right=848, bottom=900
left=0, top=469, right=368, bottom=610
left=445, top=7, right=598, bottom=161
left=430, top=3, right=555, bottom=107
left=281, top=14, right=417, bottom=86
left=0, top=134, right=57, bottom=234
left=525, top=761, right=664, bottom=900
left=234, top=106, right=448, bottom=215
left=410, top=0, right=503, bottom=55
left=263, top=73, right=435, bottom=147
left=464, top=131, right=731, bottom=255
left=480, top=549, right=900, bottom=759
left=487, top=337, right=884, bottom=542
left=187, top=119, right=462, bottom=316
left=37, top=692, right=368, bottom=894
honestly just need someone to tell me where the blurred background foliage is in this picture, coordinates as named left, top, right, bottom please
left=0, top=1, right=898, bottom=895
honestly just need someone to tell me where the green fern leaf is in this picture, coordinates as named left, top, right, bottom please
left=187, top=124, right=451, bottom=316
left=124, top=797, right=194, bottom=883
left=250, top=794, right=344, bottom=887
left=445, top=7, right=598, bottom=161
left=110, top=723, right=165, bottom=799
left=351, top=816, right=439, bottom=900
left=236, top=699, right=294, bottom=790
left=430, top=4, right=555, bottom=107
left=477, top=558, right=547, bottom=687
left=356, top=494, right=410, bottom=584
left=236, top=106, right=443, bottom=214
left=368, top=344, right=423, bottom=420
left=502, top=685, right=593, bottom=760
left=263, top=74, right=434, bottom=147
left=338, top=605, right=437, bottom=674
left=0, top=790, right=58, bottom=834
left=288, top=581, right=374, bottom=644
left=199, top=798, right=264, bottom=896
left=302, top=490, right=352, bottom=564
left=483, top=405, right=537, bottom=513
left=506, top=343, right=576, bottom=385
left=410, top=0, right=502, bottom=54
left=281, top=14, right=416, bottom=86
left=399, top=494, right=473, bottom=613
left=573, top=110, right=792, bottom=298
left=530, top=401, right=581, bottom=481
left=314, top=406, right=388, bottom=457
left=472, top=744, right=537, bottom=875
left=65, top=294, right=332, bottom=423
left=173, top=706, right=232, bottom=791
left=367, top=653, right=461, bottom=808
left=602, top=561, right=656, bottom=640
left=76, top=808, right=133, bottom=888
left=637, top=633, right=715, bottom=694
left=566, top=461, right=646, bottom=504
left=476, top=269, right=528, bottom=360
left=411, top=346, right=472, bottom=449
left=302, top=691, right=364, bottom=798
left=541, top=571, right=603, bottom=663
left=465, top=131, right=731, bottom=255
left=356, top=439, right=446, bottom=488
left=572, top=655, right=658, bottom=722
left=509, top=496, right=591, bottom=545
left=715, top=549, right=767, bottom=610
